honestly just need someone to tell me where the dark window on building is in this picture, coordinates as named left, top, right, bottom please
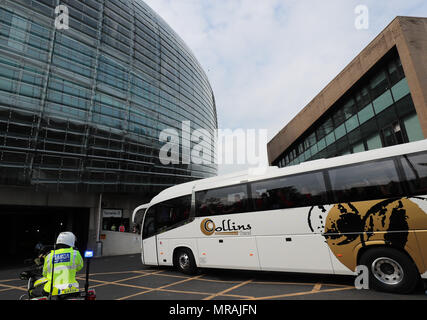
left=333, top=108, right=346, bottom=127
left=305, top=132, right=316, bottom=149
left=355, top=86, right=371, bottom=110
left=316, top=118, right=334, bottom=140
left=400, top=152, right=427, bottom=196
left=196, top=184, right=248, bottom=217
left=342, top=98, right=357, bottom=119
left=328, top=159, right=403, bottom=203
left=369, top=70, right=389, bottom=100
left=381, top=121, right=404, bottom=147
left=388, top=57, right=405, bottom=86
left=251, top=172, right=327, bottom=212
left=142, top=195, right=191, bottom=239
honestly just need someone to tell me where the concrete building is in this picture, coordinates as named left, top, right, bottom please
left=268, top=16, right=427, bottom=168
left=0, top=0, right=217, bottom=263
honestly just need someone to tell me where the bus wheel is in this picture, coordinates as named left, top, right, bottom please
left=359, top=247, right=420, bottom=294
left=175, top=248, right=197, bottom=275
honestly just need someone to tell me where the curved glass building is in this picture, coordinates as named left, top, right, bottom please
left=0, top=0, right=217, bottom=259
left=0, top=0, right=217, bottom=193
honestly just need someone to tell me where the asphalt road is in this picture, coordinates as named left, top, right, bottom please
left=1, top=254, right=426, bottom=300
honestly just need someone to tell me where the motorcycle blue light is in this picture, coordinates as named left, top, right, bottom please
left=84, top=250, right=94, bottom=258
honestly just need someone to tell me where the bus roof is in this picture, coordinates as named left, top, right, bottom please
left=148, top=139, right=427, bottom=206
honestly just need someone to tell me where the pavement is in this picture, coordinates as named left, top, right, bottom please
left=1, top=254, right=426, bottom=300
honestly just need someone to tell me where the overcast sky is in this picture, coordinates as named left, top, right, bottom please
left=143, top=0, right=427, bottom=174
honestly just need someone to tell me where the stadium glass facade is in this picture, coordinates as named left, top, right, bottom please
left=0, top=0, right=217, bottom=259
left=273, top=48, right=424, bottom=168
left=0, top=0, right=217, bottom=194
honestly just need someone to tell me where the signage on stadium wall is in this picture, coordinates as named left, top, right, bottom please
left=102, top=209, right=123, bottom=218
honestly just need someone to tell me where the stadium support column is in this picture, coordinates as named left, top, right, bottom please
left=95, top=193, right=103, bottom=257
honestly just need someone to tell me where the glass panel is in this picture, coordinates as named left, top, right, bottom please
left=366, top=133, right=382, bottom=150
left=155, top=195, right=192, bottom=233
left=391, top=78, right=410, bottom=102
left=325, top=131, right=335, bottom=146
left=142, top=208, right=156, bottom=240
left=304, top=148, right=311, bottom=161
left=334, top=123, right=346, bottom=140
left=345, top=114, right=359, bottom=133
left=196, top=184, right=248, bottom=217
left=347, top=128, right=362, bottom=145
left=370, top=70, right=389, bottom=99
left=382, top=126, right=396, bottom=147
left=373, top=90, right=393, bottom=115
left=251, top=172, right=327, bottom=211
left=316, top=118, right=334, bottom=140
left=388, top=57, right=405, bottom=85
left=342, top=98, right=357, bottom=119
left=329, top=159, right=403, bottom=203
left=403, top=113, right=424, bottom=142
left=317, top=138, right=326, bottom=151
left=400, top=152, right=427, bottom=196
left=395, top=94, right=415, bottom=118
left=352, top=141, right=365, bottom=153
left=358, top=103, right=374, bottom=124
left=310, top=143, right=318, bottom=157
left=333, top=108, right=346, bottom=127
left=355, top=86, right=370, bottom=110
left=306, top=132, right=316, bottom=148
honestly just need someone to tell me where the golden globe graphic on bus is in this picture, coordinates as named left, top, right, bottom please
left=308, top=197, right=427, bottom=274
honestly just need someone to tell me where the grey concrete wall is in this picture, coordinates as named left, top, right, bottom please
left=99, top=231, right=142, bottom=257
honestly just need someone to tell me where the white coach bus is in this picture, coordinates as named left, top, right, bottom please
left=133, top=139, right=427, bottom=293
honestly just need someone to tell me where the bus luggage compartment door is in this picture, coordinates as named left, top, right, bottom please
left=142, top=236, right=158, bottom=266
left=197, top=237, right=260, bottom=270
left=256, top=234, right=334, bottom=274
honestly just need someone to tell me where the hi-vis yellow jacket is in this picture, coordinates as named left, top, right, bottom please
left=42, top=248, right=84, bottom=295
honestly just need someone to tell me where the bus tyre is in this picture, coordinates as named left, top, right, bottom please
left=359, top=247, right=420, bottom=294
left=175, top=248, right=197, bottom=275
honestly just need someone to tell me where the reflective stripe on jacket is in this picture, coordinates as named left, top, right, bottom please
left=43, top=248, right=84, bottom=295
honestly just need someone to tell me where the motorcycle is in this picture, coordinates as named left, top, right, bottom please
left=19, top=244, right=96, bottom=301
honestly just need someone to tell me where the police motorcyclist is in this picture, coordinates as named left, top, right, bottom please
left=31, top=232, right=84, bottom=298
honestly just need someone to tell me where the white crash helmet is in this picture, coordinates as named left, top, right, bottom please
left=56, top=232, right=76, bottom=247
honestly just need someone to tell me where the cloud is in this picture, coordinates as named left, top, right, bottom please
left=143, top=0, right=427, bottom=174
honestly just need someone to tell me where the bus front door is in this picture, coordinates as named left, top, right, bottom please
left=142, top=235, right=158, bottom=266
left=141, top=208, right=158, bottom=266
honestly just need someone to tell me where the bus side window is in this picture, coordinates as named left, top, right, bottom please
left=328, top=159, right=403, bottom=203
left=196, top=184, right=248, bottom=217
left=156, top=195, right=192, bottom=233
left=142, top=195, right=191, bottom=238
left=250, top=172, right=327, bottom=212
left=400, top=152, right=427, bottom=196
